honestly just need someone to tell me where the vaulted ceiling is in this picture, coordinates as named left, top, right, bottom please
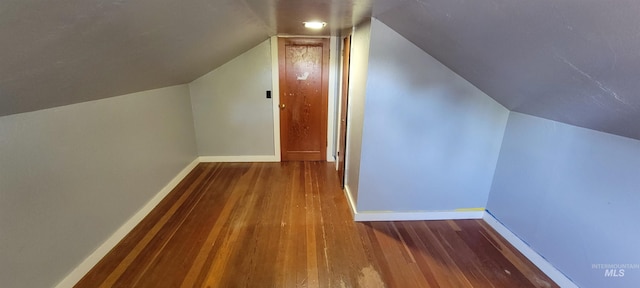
left=2, top=0, right=639, bottom=140
left=0, top=0, right=373, bottom=117
left=376, top=0, right=640, bottom=140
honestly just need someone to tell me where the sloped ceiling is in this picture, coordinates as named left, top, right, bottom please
left=375, top=0, right=640, bottom=140
left=0, top=0, right=373, bottom=117
left=3, top=0, right=639, bottom=141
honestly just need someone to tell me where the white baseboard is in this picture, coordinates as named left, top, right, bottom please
left=55, top=158, right=200, bottom=288
left=344, top=185, right=358, bottom=218
left=199, top=155, right=279, bottom=162
left=482, top=212, right=578, bottom=288
left=354, top=210, right=484, bottom=222
left=342, top=186, right=484, bottom=222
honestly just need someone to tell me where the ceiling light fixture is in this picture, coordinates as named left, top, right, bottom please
left=303, top=21, right=327, bottom=29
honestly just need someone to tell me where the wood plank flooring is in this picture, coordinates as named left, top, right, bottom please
left=75, top=162, right=558, bottom=288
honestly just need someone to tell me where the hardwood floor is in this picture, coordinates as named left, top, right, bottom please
left=76, top=162, right=558, bottom=288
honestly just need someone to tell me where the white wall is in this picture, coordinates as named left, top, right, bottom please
left=344, top=20, right=372, bottom=203
left=327, top=36, right=340, bottom=161
left=355, top=19, right=509, bottom=212
left=190, top=39, right=275, bottom=157
left=190, top=37, right=341, bottom=162
left=488, top=112, right=640, bottom=288
left=0, top=85, right=197, bottom=288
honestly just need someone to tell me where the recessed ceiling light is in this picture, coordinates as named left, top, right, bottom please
left=303, top=21, right=327, bottom=29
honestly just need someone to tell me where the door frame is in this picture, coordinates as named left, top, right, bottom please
left=337, top=34, right=352, bottom=187
left=270, top=36, right=282, bottom=161
left=270, top=36, right=338, bottom=162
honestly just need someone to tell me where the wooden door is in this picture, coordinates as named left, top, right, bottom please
left=337, top=35, right=351, bottom=187
left=278, top=38, right=329, bottom=161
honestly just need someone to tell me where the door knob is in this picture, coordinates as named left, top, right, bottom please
left=279, top=104, right=286, bottom=109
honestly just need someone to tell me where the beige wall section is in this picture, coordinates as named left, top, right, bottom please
left=189, top=39, right=275, bottom=157
left=0, top=85, right=197, bottom=288
left=344, top=19, right=372, bottom=203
